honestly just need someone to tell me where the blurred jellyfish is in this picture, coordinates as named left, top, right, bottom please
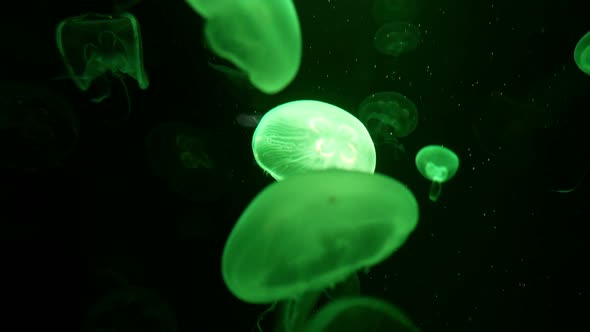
left=0, top=80, right=79, bottom=172
left=235, top=113, right=262, bottom=128
left=374, top=22, right=420, bottom=57
left=358, top=91, right=417, bottom=160
left=145, top=122, right=230, bottom=202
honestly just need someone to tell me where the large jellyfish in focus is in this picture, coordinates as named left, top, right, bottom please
left=0, top=80, right=79, bottom=172
left=358, top=91, right=417, bottom=160
left=252, top=100, right=376, bottom=180
left=221, top=170, right=419, bottom=332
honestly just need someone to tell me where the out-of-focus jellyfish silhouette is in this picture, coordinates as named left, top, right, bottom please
left=305, top=296, right=420, bottom=332
left=252, top=100, right=376, bottom=180
left=415, top=145, right=459, bottom=202
left=574, top=31, right=590, bottom=75
left=221, top=170, right=419, bottom=332
left=358, top=91, right=417, bottom=160
left=235, top=112, right=262, bottom=128
left=186, top=0, right=302, bottom=94
left=0, top=80, right=79, bottom=172
left=145, top=122, right=229, bottom=202
left=374, top=22, right=420, bottom=57
left=56, top=13, right=149, bottom=122
left=371, top=0, right=422, bottom=24
left=83, top=285, right=177, bottom=332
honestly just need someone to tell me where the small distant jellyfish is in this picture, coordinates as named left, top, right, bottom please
left=574, top=31, right=590, bottom=75
left=358, top=91, right=418, bottom=160
left=145, top=122, right=229, bottom=202
left=252, top=100, right=377, bottom=180
left=0, top=80, right=79, bottom=172
left=415, top=145, right=459, bottom=202
left=56, top=13, right=149, bottom=123
left=374, top=22, right=420, bottom=57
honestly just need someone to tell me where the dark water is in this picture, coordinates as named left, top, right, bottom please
left=0, top=0, right=588, bottom=331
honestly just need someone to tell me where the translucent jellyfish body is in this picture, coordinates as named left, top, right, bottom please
left=56, top=12, right=149, bottom=92
left=0, top=80, right=79, bottom=171
left=305, top=296, right=420, bottom=332
left=252, top=100, right=376, bottom=180
left=186, top=0, right=302, bottom=94
left=574, top=31, right=590, bottom=75
left=145, top=122, right=229, bottom=202
left=222, top=169, right=419, bottom=303
left=221, top=170, right=419, bottom=330
left=374, top=22, right=420, bottom=57
left=415, top=145, right=459, bottom=202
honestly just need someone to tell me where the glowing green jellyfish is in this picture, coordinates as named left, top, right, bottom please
left=145, top=122, right=229, bottom=202
left=574, top=31, right=590, bottom=75
left=371, top=0, right=421, bottom=24
left=374, top=22, right=420, bottom=57
left=0, top=80, right=79, bottom=171
left=56, top=13, right=149, bottom=94
left=221, top=169, right=419, bottom=331
left=305, top=296, right=420, bottom=332
left=415, top=145, right=459, bottom=202
left=358, top=92, right=417, bottom=160
left=186, top=0, right=302, bottom=94
left=252, top=100, right=376, bottom=181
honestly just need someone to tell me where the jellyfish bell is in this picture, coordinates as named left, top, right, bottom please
left=252, top=100, right=376, bottom=180
left=221, top=170, right=419, bottom=330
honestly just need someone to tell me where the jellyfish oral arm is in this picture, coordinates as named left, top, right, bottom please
left=429, top=181, right=442, bottom=202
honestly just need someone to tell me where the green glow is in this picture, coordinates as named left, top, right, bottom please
left=415, top=145, right=459, bottom=202
left=574, top=31, right=590, bottom=75
left=371, top=0, right=421, bottom=24
left=186, top=0, right=302, bottom=94
left=305, top=296, right=420, bottom=332
left=374, top=22, right=420, bottom=57
left=358, top=91, right=418, bottom=140
left=252, top=100, right=376, bottom=181
left=56, top=13, right=149, bottom=92
left=221, top=169, right=419, bottom=304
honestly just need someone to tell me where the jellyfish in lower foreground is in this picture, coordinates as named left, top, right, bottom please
left=185, top=0, right=302, bottom=94
left=56, top=13, right=149, bottom=122
left=574, top=31, right=590, bottom=75
left=304, top=296, right=420, bottom=332
left=415, top=145, right=459, bottom=202
left=252, top=100, right=377, bottom=181
left=221, top=169, right=419, bottom=332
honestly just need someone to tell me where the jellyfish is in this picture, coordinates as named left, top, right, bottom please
left=574, top=31, right=590, bottom=75
left=84, top=285, right=177, bottom=332
left=357, top=92, right=417, bottom=160
left=185, top=0, right=302, bottom=94
left=322, top=273, right=360, bottom=301
left=0, top=80, right=79, bottom=172
left=56, top=13, right=149, bottom=121
left=252, top=100, right=376, bottom=181
left=305, top=296, right=420, bottom=332
left=371, top=0, right=421, bottom=24
left=145, top=122, right=229, bottom=202
left=221, top=170, right=419, bottom=332
left=415, top=145, right=459, bottom=202
left=374, top=22, right=420, bottom=57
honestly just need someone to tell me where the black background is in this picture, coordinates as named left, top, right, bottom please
left=1, top=0, right=589, bottom=331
